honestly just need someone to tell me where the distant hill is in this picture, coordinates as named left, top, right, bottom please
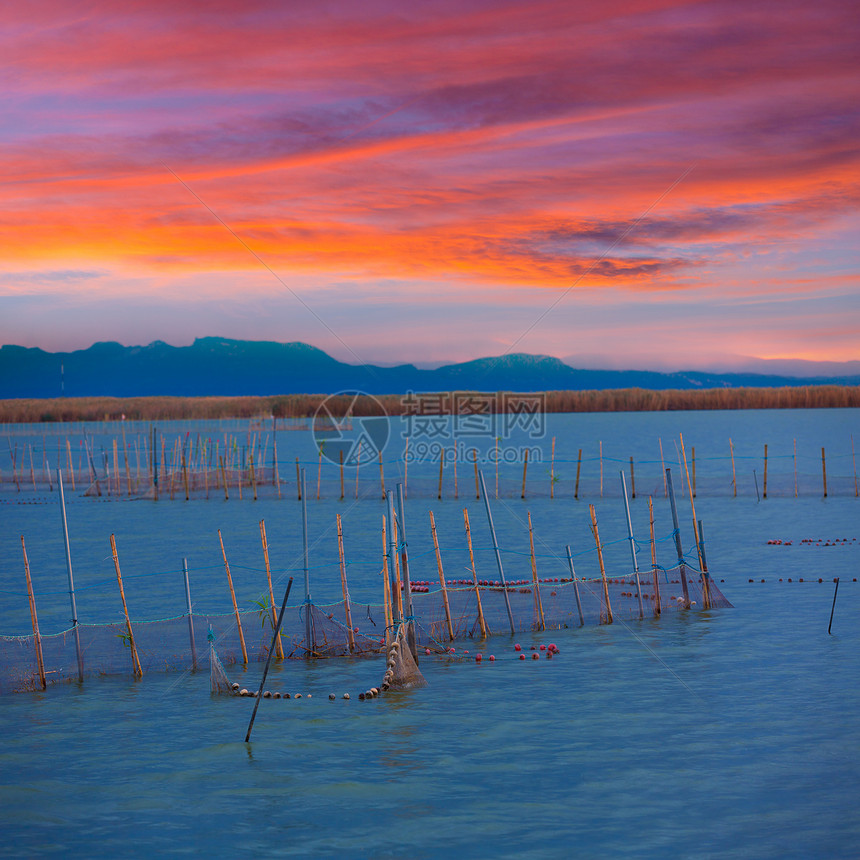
left=1, top=338, right=859, bottom=398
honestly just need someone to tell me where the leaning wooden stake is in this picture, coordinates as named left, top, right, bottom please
left=550, top=437, right=556, bottom=499
left=378, top=450, right=386, bottom=500
left=620, top=471, right=644, bottom=619
left=182, top=452, right=190, bottom=501
left=21, top=536, right=46, bottom=690
left=666, top=469, right=690, bottom=606
left=527, top=512, right=546, bottom=630
left=521, top=449, right=529, bottom=499
left=110, top=534, right=143, bottom=677
left=430, top=511, right=455, bottom=641
left=336, top=514, right=355, bottom=652
left=219, top=455, right=229, bottom=500
left=479, top=471, right=515, bottom=633
left=317, top=446, right=323, bottom=500
left=763, top=444, right=768, bottom=500
left=630, top=456, right=636, bottom=499
left=339, top=449, right=345, bottom=500
left=58, top=470, right=84, bottom=682
left=218, top=529, right=248, bottom=664
left=574, top=448, right=582, bottom=499
left=295, top=457, right=302, bottom=500
left=589, top=504, right=612, bottom=624
left=463, top=508, right=488, bottom=638
left=679, top=434, right=709, bottom=608
left=821, top=447, right=828, bottom=498
left=249, top=453, right=257, bottom=501
left=729, top=438, right=736, bottom=497
left=259, top=520, right=284, bottom=659
left=437, top=452, right=444, bottom=500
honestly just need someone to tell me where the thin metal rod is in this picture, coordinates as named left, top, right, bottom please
left=620, top=471, right=644, bottom=619
left=828, top=578, right=839, bottom=635
left=396, top=483, right=418, bottom=661
left=478, top=470, right=515, bottom=633
left=57, top=469, right=84, bottom=682
left=565, top=545, right=585, bottom=627
left=183, top=557, right=197, bottom=670
left=386, top=491, right=401, bottom=625
left=245, top=578, right=293, bottom=743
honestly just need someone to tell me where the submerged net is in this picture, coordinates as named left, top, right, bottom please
left=380, top=624, right=427, bottom=692
left=209, top=628, right=233, bottom=694
left=0, top=565, right=729, bottom=694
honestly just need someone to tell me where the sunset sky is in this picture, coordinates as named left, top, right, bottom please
left=2, top=0, right=858, bottom=370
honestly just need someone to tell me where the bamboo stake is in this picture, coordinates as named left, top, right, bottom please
left=29, top=444, right=36, bottom=490
left=218, top=529, right=248, bottom=664
left=649, top=496, right=661, bottom=615
left=822, top=447, right=827, bottom=497
left=853, top=435, right=858, bottom=498
left=630, top=456, right=636, bottom=499
left=763, top=444, right=768, bottom=499
left=527, top=512, right=545, bottom=630
left=112, top=438, right=120, bottom=495
left=66, top=439, right=74, bottom=490
left=378, top=450, right=385, bottom=499
left=794, top=438, right=798, bottom=498
left=296, top=457, right=301, bottom=500
left=729, top=438, right=736, bottom=497
left=550, top=437, right=556, bottom=499
left=249, top=453, right=257, bottom=501
left=9, top=441, right=19, bottom=492
left=259, top=520, right=284, bottom=659
left=620, top=471, right=644, bottom=619
left=273, top=439, right=281, bottom=499
left=574, top=448, right=582, bottom=499
left=339, top=449, right=345, bottom=500
left=21, top=536, right=46, bottom=690
left=182, top=453, right=190, bottom=501
left=395, top=484, right=417, bottom=661
left=110, top=534, right=142, bottom=677
left=122, top=427, right=132, bottom=495
left=521, top=449, right=528, bottom=499
left=479, top=471, right=515, bottom=632
left=589, top=504, right=612, bottom=624
left=182, top=558, right=197, bottom=670
left=564, top=545, right=585, bottom=627
left=58, top=470, right=83, bottom=681
left=473, top=448, right=480, bottom=499
left=430, top=511, right=454, bottom=641
left=463, top=508, right=487, bottom=638
left=386, top=496, right=403, bottom=627
left=382, top=515, right=392, bottom=635
left=599, top=440, right=603, bottom=497
left=659, top=437, right=667, bottom=497
left=392, top=513, right=404, bottom=619
left=691, top=446, right=696, bottom=498
left=301, top=470, right=313, bottom=656
left=679, top=435, right=710, bottom=608
left=219, top=455, right=229, bottom=500
left=337, top=514, right=355, bottom=652
left=317, top=446, right=323, bottom=500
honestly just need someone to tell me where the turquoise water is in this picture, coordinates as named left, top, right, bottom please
left=2, top=410, right=859, bottom=857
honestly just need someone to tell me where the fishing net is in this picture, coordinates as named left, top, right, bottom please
left=380, top=624, right=427, bottom=691
left=209, top=628, right=233, bottom=694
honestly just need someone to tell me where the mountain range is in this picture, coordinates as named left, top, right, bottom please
left=1, top=338, right=858, bottom=399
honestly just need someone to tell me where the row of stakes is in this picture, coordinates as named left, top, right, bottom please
left=229, top=641, right=563, bottom=701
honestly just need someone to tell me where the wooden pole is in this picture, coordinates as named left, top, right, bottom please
left=122, top=426, right=132, bottom=496
left=550, top=437, right=556, bottom=499
left=110, top=534, right=142, bottom=677
left=659, top=437, right=667, bottom=497
left=218, top=529, right=248, bottom=664
left=620, top=471, right=644, bottom=619
left=479, top=471, right=515, bottom=632
left=218, top=455, right=229, bottom=500
left=691, top=446, right=696, bottom=498
left=599, top=440, right=603, bottom=497
left=680, top=434, right=707, bottom=610
left=244, top=578, right=293, bottom=744
left=564, top=545, right=585, bottom=627
left=853, top=435, right=858, bottom=498
left=649, top=496, right=661, bottom=615
left=21, top=536, right=46, bottom=690
left=473, top=448, right=480, bottom=499
left=382, top=515, right=392, bottom=635
left=259, top=520, right=284, bottom=659
left=574, top=448, right=582, bottom=499
left=521, top=449, right=528, bottom=499
left=588, top=504, right=612, bottom=624
left=58, top=470, right=84, bottom=682
left=249, top=453, right=257, bottom=501
left=630, top=456, right=636, bottom=499
left=666, top=469, right=690, bottom=606
left=336, top=514, right=355, bottom=652
left=182, top=452, right=190, bottom=501
left=182, top=557, right=197, bottom=670
left=295, top=457, right=301, bottom=501
left=317, top=446, right=323, bottom=500
left=729, top=438, right=736, bottom=497
left=378, top=450, right=386, bottom=500
left=395, top=484, right=418, bottom=660
left=386, top=492, right=402, bottom=625
left=463, top=508, right=487, bottom=638
left=430, top=510, right=454, bottom=641
left=763, top=444, right=768, bottom=500
left=66, top=439, right=75, bottom=490
left=527, top=512, right=545, bottom=630
left=273, top=439, right=281, bottom=499
left=822, top=447, right=828, bottom=498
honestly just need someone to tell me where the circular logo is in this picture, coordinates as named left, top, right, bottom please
left=312, top=391, right=389, bottom=466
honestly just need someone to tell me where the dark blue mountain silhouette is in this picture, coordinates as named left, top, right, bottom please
left=1, top=337, right=857, bottom=398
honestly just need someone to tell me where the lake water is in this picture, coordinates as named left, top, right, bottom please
left=1, top=409, right=859, bottom=858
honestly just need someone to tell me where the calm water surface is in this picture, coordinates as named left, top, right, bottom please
left=1, top=410, right=858, bottom=858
